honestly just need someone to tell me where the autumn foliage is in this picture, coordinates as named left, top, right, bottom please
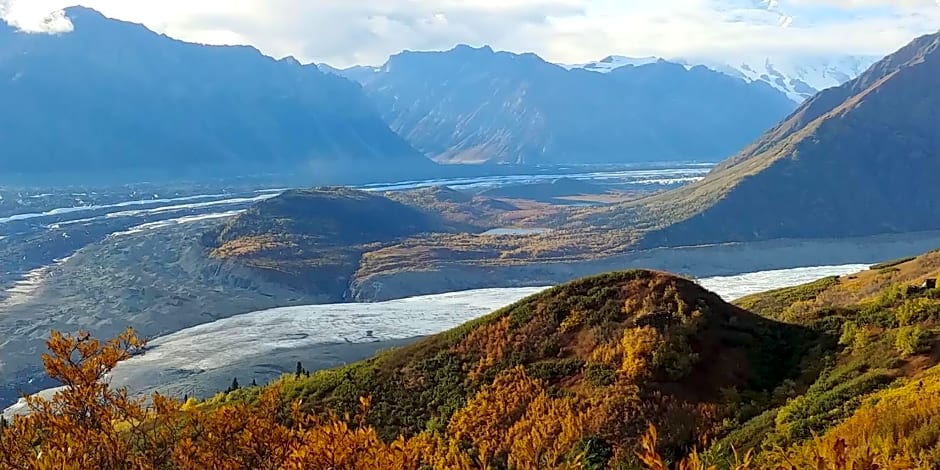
left=3, top=266, right=940, bottom=469
left=0, top=329, right=585, bottom=469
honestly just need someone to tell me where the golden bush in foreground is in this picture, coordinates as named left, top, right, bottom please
left=3, top=328, right=938, bottom=469
left=0, top=330, right=576, bottom=470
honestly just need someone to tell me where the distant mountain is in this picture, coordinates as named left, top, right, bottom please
left=318, top=63, right=382, bottom=84
left=345, top=45, right=797, bottom=165
left=569, top=54, right=879, bottom=102
left=568, top=55, right=661, bottom=72
left=614, top=32, right=940, bottom=248
left=0, top=7, right=427, bottom=183
left=678, top=55, right=881, bottom=102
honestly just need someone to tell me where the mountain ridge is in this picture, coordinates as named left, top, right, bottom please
left=582, top=31, right=940, bottom=249
left=0, top=6, right=429, bottom=183
left=338, top=44, right=796, bottom=165
left=569, top=53, right=880, bottom=102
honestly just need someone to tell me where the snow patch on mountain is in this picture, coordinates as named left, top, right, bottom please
left=569, top=54, right=880, bottom=102
left=677, top=55, right=881, bottom=101
left=567, top=55, right=662, bottom=73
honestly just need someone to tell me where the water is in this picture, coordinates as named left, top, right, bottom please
left=0, top=165, right=710, bottom=229
left=480, top=228, right=551, bottom=236
left=696, top=264, right=870, bottom=301
left=357, top=166, right=709, bottom=192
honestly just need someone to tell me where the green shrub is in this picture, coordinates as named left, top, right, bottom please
left=895, top=297, right=940, bottom=325
left=774, top=369, right=894, bottom=441
left=585, top=363, right=617, bottom=386
left=569, top=436, right=613, bottom=470
left=874, top=283, right=910, bottom=309
left=839, top=321, right=858, bottom=346
left=895, top=325, right=931, bottom=357
left=526, top=358, right=584, bottom=382
left=853, top=325, right=878, bottom=350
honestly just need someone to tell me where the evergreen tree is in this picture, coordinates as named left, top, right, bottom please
left=251, top=378, right=257, bottom=387
left=228, top=377, right=239, bottom=392
left=296, top=361, right=304, bottom=377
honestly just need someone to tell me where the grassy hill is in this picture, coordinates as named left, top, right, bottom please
left=207, top=186, right=564, bottom=299
left=5, top=253, right=940, bottom=468
left=248, top=256, right=940, bottom=467
left=205, top=187, right=451, bottom=298
left=229, top=270, right=824, bottom=466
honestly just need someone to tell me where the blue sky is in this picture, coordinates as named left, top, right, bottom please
left=1, top=0, right=938, bottom=66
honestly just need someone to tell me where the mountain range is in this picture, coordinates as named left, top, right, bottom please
left=330, top=45, right=798, bottom=165
left=2, top=7, right=881, bottom=179
left=0, top=7, right=426, bottom=183
left=572, top=54, right=880, bottom=102
left=293, top=31, right=940, bottom=298
left=615, top=31, right=940, bottom=248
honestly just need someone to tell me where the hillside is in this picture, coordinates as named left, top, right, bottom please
left=0, top=7, right=426, bottom=183
left=577, top=31, right=940, bottom=249
left=207, top=187, right=554, bottom=298
left=6, top=258, right=940, bottom=468
left=262, top=270, right=820, bottom=465
left=207, top=188, right=451, bottom=297
left=346, top=45, right=796, bottom=164
left=272, top=259, right=940, bottom=468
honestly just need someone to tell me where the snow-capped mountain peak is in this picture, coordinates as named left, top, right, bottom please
left=565, top=55, right=661, bottom=73
left=676, top=55, right=881, bottom=101
left=568, top=54, right=880, bottom=102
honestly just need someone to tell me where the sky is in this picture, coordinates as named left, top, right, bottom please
left=1, top=0, right=938, bottom=67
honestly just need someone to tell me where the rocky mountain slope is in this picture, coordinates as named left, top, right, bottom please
left=0, top=7, right=426, bottom=183
left=581, top=32, right=940, bottom=249
left=336, top=45, right=796, bottom=164
left=572, top=54, right=878, bottom=102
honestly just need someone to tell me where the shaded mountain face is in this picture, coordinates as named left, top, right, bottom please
left=347, top=45, right=797, bottom=164
left=611, top=32, right=940, bottom=249
left=0, top=7, right=427, bottom=183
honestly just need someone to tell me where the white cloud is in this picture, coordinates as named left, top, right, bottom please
left=0, top=0, right=73, bottom=33
left=0, top=0, right=937, bottom=66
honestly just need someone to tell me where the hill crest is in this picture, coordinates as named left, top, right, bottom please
left=272, top=269, right=815, bottom=462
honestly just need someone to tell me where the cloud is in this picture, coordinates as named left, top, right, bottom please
left=0, top=0, right=73, bottom=33
left=1, top=0, right=937, bottom=66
